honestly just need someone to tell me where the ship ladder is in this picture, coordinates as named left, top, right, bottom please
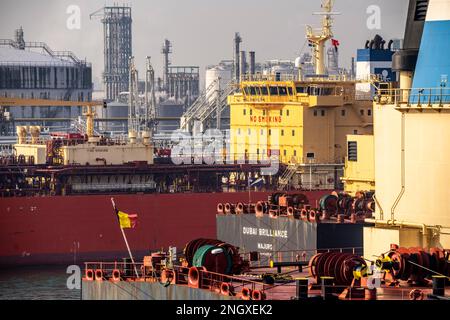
left=278, top=163, right=299, bottom=190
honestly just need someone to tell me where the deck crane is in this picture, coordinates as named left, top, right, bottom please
left=145, top=56, right=157, bottom=133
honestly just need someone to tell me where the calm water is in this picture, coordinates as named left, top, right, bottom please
left=0, top=266, right=81, bottom=300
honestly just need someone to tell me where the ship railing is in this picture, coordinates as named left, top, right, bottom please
left=240, top=74, right=380, bottom=83
left=256, top=283, right=438, bottom=300
left=241, top=74, right=296, bottom=82
left=242, top=247, right=364, bottom=268
left=375, top=87, right=450, bottom=107
left=83, top=261, right=270, bottom=294
left=197, top=268, right=269, bottom=294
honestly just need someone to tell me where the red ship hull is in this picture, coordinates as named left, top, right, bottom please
left=0, top=191, right=328, bottom=266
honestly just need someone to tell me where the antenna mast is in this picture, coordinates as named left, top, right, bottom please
left=306, top=0, right=340, bottom=75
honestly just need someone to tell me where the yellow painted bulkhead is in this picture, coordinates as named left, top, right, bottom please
left=341, top=134, right=375, bottom=195
left=14, top=144, right=47, bottom=164
left=371, top=100, right=450, bottom=248
left=60, top=143, right=154, bottom=166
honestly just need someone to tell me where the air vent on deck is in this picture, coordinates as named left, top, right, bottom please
left=414, top=0, right=428, bottom=21
left=348, top=141, right=358, bottom=162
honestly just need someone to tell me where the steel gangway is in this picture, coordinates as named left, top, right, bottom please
left=278, top=163, right=299, bottom=190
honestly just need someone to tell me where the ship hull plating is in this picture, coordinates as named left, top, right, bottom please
left=0, top=191, right=328, bottom=266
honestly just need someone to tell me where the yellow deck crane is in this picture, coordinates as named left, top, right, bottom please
left=0, top=97, right=105, bottom=138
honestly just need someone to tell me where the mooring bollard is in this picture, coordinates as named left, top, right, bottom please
left=321, top=276, right=334, bottom=300
left=295, top=278, right=309, bottom=299
left=432, top=275, right=446, bottom=296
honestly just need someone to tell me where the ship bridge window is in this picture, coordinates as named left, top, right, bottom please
left=308, top=87, right=319, bottom=95
left=287, top=87, right=293, bottom=95
left=321, top=88, right=334, bottom=96
left=249, top=87, right=257, bottom=95
left=308, top=86, right=334, bottom=96
left=260, top=86, right=268, bottom=95
left=296, top=86, right=306, bottom=94
left=269, top=86, right=279, bottom=95
left=278, top=86, right=288, bottom=95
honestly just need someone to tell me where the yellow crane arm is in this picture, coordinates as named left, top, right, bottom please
left=0, top=97, right=102, bottom=107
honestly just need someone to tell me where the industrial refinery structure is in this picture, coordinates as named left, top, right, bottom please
left=0, top=27, right=93, bottom=135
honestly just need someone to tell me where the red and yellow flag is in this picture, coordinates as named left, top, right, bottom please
left=117, top=210, right=138, bottom=229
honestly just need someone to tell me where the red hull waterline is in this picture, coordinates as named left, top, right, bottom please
left=0, top=191, right=329, bottom=266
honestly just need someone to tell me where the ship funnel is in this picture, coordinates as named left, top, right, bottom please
left=392, top=0, right=430, bottom=100
left=411, top=0, right=450, bottom=92
left=16, top=126, right=28, bottom=144
left=29, top=126, right=41, bottom=144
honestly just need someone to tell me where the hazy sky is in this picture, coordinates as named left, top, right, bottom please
left=0, top=0, right=408, bottom=89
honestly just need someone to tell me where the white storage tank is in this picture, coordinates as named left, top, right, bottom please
left=205, top=62, right=233, bottom=102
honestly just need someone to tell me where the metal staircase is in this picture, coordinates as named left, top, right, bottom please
left=180, top=79, right=236, bottom=132
left=198, top=82, right=235, bottom=123
left=71, top=117, right=101, bottom=136
left=278, top=163, right=299, bottom=190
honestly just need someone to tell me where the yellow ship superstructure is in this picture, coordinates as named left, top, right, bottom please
left=228, top=76, right=373, bottom=189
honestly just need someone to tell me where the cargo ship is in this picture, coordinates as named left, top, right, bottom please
left=81, top=0, right=450, bottom=301
left=0, top=0, right=378, bottom=267
left=0, top=112, right=332, bottom=266
left=0, top=98, right=333, bottom=266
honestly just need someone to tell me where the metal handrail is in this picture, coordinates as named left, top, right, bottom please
left=83, top=261, right=269, bottom=293
left=376, top=87, right=450, bottom=106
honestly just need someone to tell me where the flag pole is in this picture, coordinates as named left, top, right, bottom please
left=111, top=198, right=140, bottom=278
